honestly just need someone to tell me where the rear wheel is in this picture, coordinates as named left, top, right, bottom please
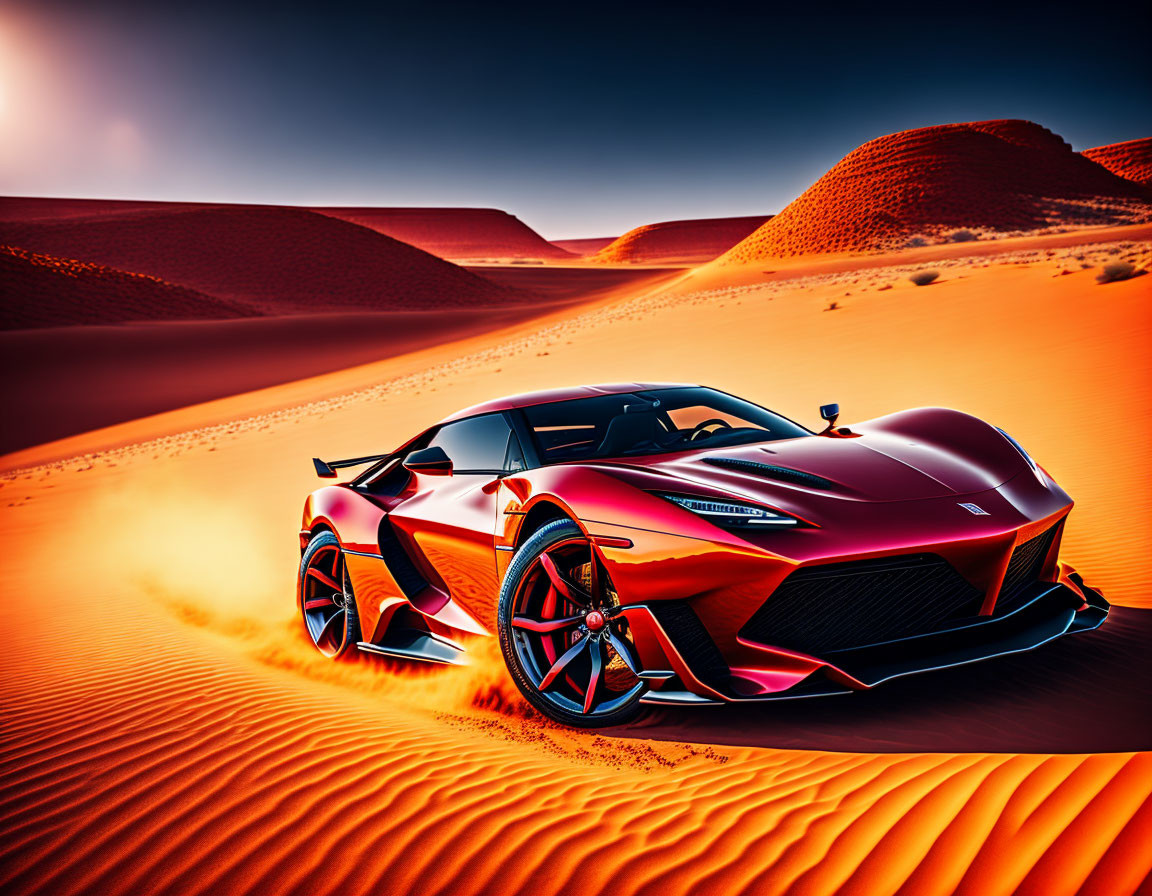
left=299, top=531, right=361, bottom=659
left=498, top=519, right=645, bottom=727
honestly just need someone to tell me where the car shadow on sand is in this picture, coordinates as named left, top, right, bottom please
left=612, top=606, right=1152, bottom=754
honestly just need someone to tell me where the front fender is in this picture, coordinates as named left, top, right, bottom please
left=855, top=407, right=1035, bottom=487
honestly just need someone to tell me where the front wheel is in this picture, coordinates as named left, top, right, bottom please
left=497, top=519, right=646, bottom=727
left=298, top=531, right=361, bottom=659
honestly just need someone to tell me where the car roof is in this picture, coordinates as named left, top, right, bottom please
left=439, top=382, right=698, bottom=423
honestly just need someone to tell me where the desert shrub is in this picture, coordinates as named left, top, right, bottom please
left=909, top=270, right=940, bottom=286
left=905, top=236, right=928, bottom=248
left=1096, top=262, right=1137, bottom=283
left=949, top=229, right=977, bottom=242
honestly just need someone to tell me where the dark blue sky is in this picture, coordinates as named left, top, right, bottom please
left=3, top=0, right=1149, bottom=237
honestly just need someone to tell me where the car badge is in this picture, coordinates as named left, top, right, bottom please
left=958, top=502, right=989, bottom=515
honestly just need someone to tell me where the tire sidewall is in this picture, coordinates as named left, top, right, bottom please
left=497, top=518, right=643, bottom=728
left=299, top=530, right=360, bottom=659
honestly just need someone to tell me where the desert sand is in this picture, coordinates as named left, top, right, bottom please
left=592, top=215, right=770, bottom=264
left=0, top=262, right=680, bottom=453
left=0, top=304, right=599, bottom=454
left=2, top=228, right=1150, bottom=896
left=463, top=263, right=683, bottom=300
left=1083, top=138, right=1152, bottom=187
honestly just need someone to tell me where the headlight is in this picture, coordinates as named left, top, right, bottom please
left=657, top=493, right=800, bottom=527
left=995, top=428, right=1044, bottom=481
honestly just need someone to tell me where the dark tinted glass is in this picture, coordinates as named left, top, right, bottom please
left=521, top=387, right=809, bottom=463
left=504, top=429, right=527, bottom=472
left=428, top=413, right=515, bottom=472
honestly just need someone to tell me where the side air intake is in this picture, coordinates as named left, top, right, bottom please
left=994, top=526, right=1057, bottom=616
left=703, top=457, right=834, bottom=490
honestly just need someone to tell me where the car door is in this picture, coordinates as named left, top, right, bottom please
left=388, top=412, right=526, bottom=632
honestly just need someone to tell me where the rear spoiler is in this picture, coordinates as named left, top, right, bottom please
left=312, top=454, right=390, bottom=479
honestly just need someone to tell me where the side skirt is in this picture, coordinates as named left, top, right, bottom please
left=357, top=630, right=468, bottom=666
left=639, top=690, right=723, bottom=706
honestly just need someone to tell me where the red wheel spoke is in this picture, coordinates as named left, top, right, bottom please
left=538, top=552, right=590, bottom=606
left=583, top=641, right=603, bottom=714
left=605, top=631, right=640, bottom=676
left=512, top=615, right=583, bottom=633
left=304, top=596, right=336, bottom=610
left=307, top=567, right=342, bottom=592
left=539, top=637, right=588, bottom=691
left=541, top=585, right=558, bottom=620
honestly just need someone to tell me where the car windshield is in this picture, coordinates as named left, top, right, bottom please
left=520, top=387, right=810, bottom=464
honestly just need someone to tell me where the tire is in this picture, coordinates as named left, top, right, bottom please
left=298, top=530, right=361, bottom=660
left=498, top=518, right=645, bottom=728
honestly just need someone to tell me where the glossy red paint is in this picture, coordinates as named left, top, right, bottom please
left=299, top=384, right=1108, bottom=710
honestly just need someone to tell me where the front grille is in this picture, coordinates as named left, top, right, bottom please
left=995, top=527, right=1056, bottom=615
left=739, top=554, right=984, bottom=655
left=648, top=600, right=730, bottom=688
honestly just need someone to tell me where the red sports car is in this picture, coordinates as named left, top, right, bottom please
left=298, top=383, right=1108, bottom=727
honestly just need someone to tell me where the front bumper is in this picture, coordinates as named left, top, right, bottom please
left=796, top=580, right=1107, bottom=696
left=626, top=580, right=1108, bottom=704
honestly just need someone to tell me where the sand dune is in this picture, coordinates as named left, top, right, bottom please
left=720, top=120, right=1152, bottom=261
left=0, top=244, right=253, bottom=329
left=593, top=215, right=769, bottom=264
left=1083, top=138, right=1152, bottom=187
left=0, top=205, right=529, bottom=312
left=1, top=234, right=1149, bottom=895
left=310, top=207, right=573, bottom=260
left=0, top=198, right=575, bottom=262
left=549, top=236, right=617, bottom=256
left=0, top=196, right=204, bottom=222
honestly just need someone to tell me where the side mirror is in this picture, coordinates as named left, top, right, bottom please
left=819, top=403, right=839, bottom=432
left=403, top=446, right=453, bottom=475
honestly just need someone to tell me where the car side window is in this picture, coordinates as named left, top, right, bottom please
left=427, top=413, right=519, bottom=473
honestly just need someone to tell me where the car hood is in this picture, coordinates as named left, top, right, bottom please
left=595, top=429, right=1022, bottom=504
